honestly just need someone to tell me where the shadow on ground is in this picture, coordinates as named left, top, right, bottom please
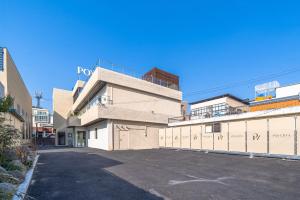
left=27, top=150, right=162, bottom=200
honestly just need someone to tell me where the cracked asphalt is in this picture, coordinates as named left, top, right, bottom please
left=27, top=148, right=300, bottom=200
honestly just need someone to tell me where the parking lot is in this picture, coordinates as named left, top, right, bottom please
left=28, top=148, right=300, bottom=200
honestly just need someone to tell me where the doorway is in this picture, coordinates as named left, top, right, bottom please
left=58, top=132, right=66, bottom=145
left=76, top=131, right=86, bottom=147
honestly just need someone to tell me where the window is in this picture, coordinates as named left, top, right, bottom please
left=17, top=104, right=20, bottom=114
left=88, top=130, right=90, bottom=139
left=205, top=123, right=221, bottom=133
left=205, top=125, right=212, bottom=133
left=213, top=123, right=221, bottom=133
left=95, top=128, right=98, bottom=139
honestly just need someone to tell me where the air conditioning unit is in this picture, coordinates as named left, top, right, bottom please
left=100, top=96, right=108, bottom=105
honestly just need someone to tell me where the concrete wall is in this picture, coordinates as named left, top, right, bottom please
left=0, top=48, right=32, bottom=140
left=53, top=88, right=73, bottom=133
left=111, top=84, right=181, bottom=117
left=160, top=115, right=300, bottom=156
left=87, top=120, right=109, bottom=150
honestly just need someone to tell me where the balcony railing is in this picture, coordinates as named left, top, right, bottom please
left=168, top=105, right=249, bottom=123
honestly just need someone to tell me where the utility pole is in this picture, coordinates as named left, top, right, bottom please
left=34, top=91, right=43, bottom=108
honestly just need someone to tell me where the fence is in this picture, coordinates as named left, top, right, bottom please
left=160, top=115, right=300, bottom=157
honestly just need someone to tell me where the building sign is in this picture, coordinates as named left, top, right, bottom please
left=255, top=81, right=280, bottom=101
left=77, top=66, right=93, bottom=77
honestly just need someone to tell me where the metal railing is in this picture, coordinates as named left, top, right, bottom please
left=168, top=105, right=250, bottom=123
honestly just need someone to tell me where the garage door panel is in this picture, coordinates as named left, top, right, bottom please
left=191, top=125, right=201, bottom=149
left=202, top=124, right=213, bottom=150
left=181, top=126, right=191, bottom=149
left=269, top=117, right=295, bottom=155
left=229, top=121, right=246, bottom=152
left=247, top=119, right=267, bottom=153
left=214, top=123, right=228, bottom=151
left=166, top=128, right=173, bottom=148
left=159, top=129, right=166, bottom=148
left=173, top=127, right=181, bottom=148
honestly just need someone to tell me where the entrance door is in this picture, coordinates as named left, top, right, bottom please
left=77, top=131, right=86, bottom=147
left=119, top=131, right=129, bottom=150
left=58, top=132, right=66, bottom=145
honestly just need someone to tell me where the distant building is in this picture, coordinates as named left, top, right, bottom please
left=142, top=67, right=179, bottom=90
left=250, top=82, right=300, bottom=111
left=190, top=94, right=248, bottom=120
left=32, top=107, right=54, bottom=138
left=53, top=67, right=183, bottom=150
left=0, top=47, right=32, bottom=142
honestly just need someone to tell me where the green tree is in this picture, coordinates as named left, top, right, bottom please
left=0, top=95, right=19, bottom=154
left=0, top=95, right=14, bottom=112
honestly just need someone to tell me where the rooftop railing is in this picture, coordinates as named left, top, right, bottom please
left=168, top=105, right=249, bottom=123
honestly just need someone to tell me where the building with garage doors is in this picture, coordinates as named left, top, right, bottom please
left=160, top=92, right=300, bottom=157
left=0, top=47, right=32, bottom=142
left=53, top=67, right=183, bottom=150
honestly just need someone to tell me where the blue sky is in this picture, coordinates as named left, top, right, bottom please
left=1, top=0, right=300, bottom=111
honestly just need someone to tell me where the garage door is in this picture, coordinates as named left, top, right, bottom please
left=269, top=117, right=295, bottom=155
left=119, top=130, right=129, bottom=150
left=159, top=129, right=166, bottom=148
left=247, top=119, right=267, bottom=154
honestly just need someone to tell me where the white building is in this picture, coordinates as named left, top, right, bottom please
left=190, top=94, right=248, bottom=120
left=32, top=107, right=54, bottom=138
left=53, top=67, right=183, bottom=150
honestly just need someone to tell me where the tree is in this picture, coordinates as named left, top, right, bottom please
left=0, top=95, right=14, bottom=112
left=0, top=95, right=19, bottom=154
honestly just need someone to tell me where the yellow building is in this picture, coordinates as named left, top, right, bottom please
left=0, top=47, right=32, bottom=142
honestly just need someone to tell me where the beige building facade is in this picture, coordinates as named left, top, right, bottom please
left=0, top=47, right=32, bottom=142
left=53, top=67, right=183, bottom=150
left=160, top=106, right=300, bottom=157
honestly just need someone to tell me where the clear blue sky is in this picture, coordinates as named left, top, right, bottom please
left=1, top=0, right=300, bottom=111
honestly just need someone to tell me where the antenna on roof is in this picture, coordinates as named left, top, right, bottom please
left=35, top=91, right=43, bottom=108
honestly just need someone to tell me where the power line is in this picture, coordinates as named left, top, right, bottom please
left=184, top=67, right=300, bottom=97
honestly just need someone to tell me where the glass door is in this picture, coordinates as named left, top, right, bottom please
left=77, top=131, right=86, bottom=147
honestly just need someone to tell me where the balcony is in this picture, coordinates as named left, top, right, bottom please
left=79, top=104, right=170, bottom=126
left=67, top=115, right=81, bottom=127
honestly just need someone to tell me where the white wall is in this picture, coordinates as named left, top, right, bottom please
left=276, top=84, right=300, bottom=98
left=191, top=97, right=227, bottom=111
left=87, top=120, right=109, bottom=150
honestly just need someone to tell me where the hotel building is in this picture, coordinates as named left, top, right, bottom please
left=53, top=67, right=183, bottom=150
left=0, top=47, right=32, bottom=142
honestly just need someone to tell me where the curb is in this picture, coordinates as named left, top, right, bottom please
left=13, top=154, right=40, bottom=200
